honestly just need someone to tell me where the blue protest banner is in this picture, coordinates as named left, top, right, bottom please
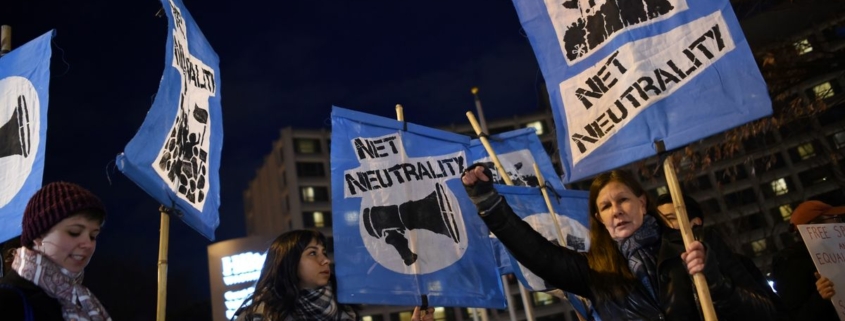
left=493, top=184, right=590, bottom=291
left=469, top=128, right=565, bottom=191
left=331, top=106, right=506, bottom=308
left=116, top=0, right=221, bottom=240
left=0, top=30, right=53, bottom=243
left=512, top=0, right=771, bottom=182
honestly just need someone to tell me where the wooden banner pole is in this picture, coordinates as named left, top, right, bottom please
left=157, top=206, right=171, bottom=321
left=663, top=157, right=717, bottom=321
left=467, top=111, right=534, bottom=321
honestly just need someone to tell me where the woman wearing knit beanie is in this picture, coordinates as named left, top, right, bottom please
left=0, top=181, right=112, bottom=321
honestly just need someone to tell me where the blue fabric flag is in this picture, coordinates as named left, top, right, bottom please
left=0, top=30, right=54, bottom=243
left=511, top=0, right=772, bottom=182
left=330, top=106, right=506, bottom=309
left=469, top=128, right=565, bottom=191
left=492, top=185, right=590, bottom=291
left=116, top=0, right=221, bottom=240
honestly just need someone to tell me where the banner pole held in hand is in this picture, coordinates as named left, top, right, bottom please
left=663, top=157, right=717, bottom=321
left=467, top=110, right=534, bottom=321
left=466, top=111, right=513, bottom=186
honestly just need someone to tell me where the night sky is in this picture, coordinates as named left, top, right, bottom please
left=2, top=0, right=545, bottom=319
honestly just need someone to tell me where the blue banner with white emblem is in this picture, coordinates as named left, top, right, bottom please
left=116, top=0, right=221, bottom=240
left=0, top=30, right=53, bottom=243
left=331, top=106, right=506, bottom=308
left=469, top=128, right=565, bottom=191
left=492, top=185, right=590, bottom=291
left=512, top=0, right=771, bottom=182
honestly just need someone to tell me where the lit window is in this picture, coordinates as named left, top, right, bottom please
left=467, top=309, right=484, bottom=319
left=313, top=212, right=324, bottom=228
left=398, top=311, right=412, bottom=321
left=813, top=82, right=834, bottom=99
left=294, top=138, right=321, bottom=154
left=751, top=239, right=767, bottom=256
left=362, top=317, right=373, bottom=321
left=302, top=187, right=315, bottom=202
left=525, top=121, right=545, bottom=135
left=657, top=186, right=668, bottom=196
left=779, top=204, right=793, bottom=221
left=797, top=143, right=816, bottom=160
left=771, top=178, right=788, bottom=196
left=794, top=39, right=813, bottom=55
left=300, top=186, right=328, bottom=202
left=533, top=292, right=555, bottom=306
left=680, top=156, right=692, bottom=169
left=433, top=307, right=446, bottom=320
left=834, top=131, right=845, bottom=149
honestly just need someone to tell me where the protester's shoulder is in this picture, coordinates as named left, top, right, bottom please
left=235, top=303, right=270, bottom=321
left=0, top=282, right=27, bottom=315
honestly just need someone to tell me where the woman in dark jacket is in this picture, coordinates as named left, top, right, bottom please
left=462, top=165, right=777, bottom=320
left=0, top=182, right=112, bottom=321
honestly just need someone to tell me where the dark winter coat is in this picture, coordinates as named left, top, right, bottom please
left=0, top=270, right=64, bottom=321
left=771, top=240, right=839, bottom=320
left=481, top=199, right=779, bottom=321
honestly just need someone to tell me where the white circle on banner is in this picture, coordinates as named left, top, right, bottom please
left=359, top=180, right=467, bottom=274
left=0, top=76, right=40, bottom=208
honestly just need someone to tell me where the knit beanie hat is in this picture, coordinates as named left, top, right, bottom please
left=21, top=182, right=106, bottom=248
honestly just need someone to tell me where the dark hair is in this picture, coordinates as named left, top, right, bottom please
left=238, top=230, right=327, bottom=321
left=585, top=170, right=659, bottom=302
left=655, top=193, right=703, bottom=222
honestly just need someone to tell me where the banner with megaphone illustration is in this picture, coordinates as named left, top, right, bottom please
left=492, top=184, right=590, bottom=291
left=0, top=30, right=53, bottom=243
left=331, top=106, right=506, bottom=308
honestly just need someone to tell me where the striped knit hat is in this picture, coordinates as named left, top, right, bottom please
left=21, top=182, right=106, bottom=248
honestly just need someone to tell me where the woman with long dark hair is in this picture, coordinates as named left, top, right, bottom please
left=462, top=165, right=779, bottom=320
left=234, top=230, right=433, bottom=321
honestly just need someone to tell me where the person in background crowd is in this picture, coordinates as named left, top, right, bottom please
left=0, top=182, right=112, bottom=321
left=656, top=192, right=791, bottom=320
left=462, top=164, right=778, bottom=320
left=655, top=193, right=703, bottom=230
left=234, top=229, right=434, bottom=321
left=771, top=200, right=844, bottom=320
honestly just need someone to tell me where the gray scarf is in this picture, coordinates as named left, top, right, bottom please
left=617, top=215, right=662, bottom=300
left=289, top=286, right=356, bottom=321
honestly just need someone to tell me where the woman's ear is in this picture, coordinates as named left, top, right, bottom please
left=639, top=195, right=647, bottom=215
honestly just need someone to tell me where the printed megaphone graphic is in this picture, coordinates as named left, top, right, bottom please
left=362, top=182, right=460, bottom=266
left=481, top=161, right=539, bottom=187
left=0, top=95, right=32, bottom=158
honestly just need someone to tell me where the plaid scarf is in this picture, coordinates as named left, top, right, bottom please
left=289, top=286, right=356, bottom=321
left=12, top=247, right=111, bottom=321
left=617, top=215, right=661, bottom=300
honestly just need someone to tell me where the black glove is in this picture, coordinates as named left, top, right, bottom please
left=462, top=163, right=500, bottom=212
